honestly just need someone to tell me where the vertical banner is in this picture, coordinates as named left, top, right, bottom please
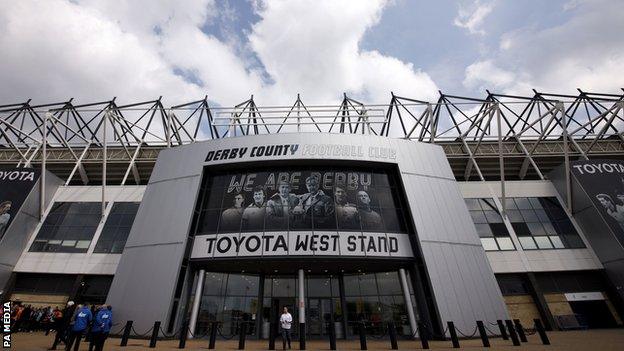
left=571, top=160, right=624, bottom=246
left=0, top=167, right=40, bottom=241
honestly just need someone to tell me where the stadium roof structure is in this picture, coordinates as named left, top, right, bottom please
left=0, top=89, right=622, bottom=186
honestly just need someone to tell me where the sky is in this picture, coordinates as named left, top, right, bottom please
left=0, top=0, right=622, bottom=108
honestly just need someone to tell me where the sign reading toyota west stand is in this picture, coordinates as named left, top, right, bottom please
left=571, top=160, right=624, bottom=247
left=0, top=167, right=40, bottom=242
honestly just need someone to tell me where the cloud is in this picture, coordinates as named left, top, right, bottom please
left=453, top=0, right=495, bottom=36
left=462, top=0, right=624, bottom=95
left=0, top=0, right=438, bottom=110
left=248, top=0, right=438, bottom=104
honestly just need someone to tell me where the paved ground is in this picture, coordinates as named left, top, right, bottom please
left=10, top=329, right=624, bottom=351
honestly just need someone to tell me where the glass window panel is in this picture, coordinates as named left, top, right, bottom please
left=511, top=223, right=531, bottom=236
left=480, top=199, right=498, bottom=211
left=470, top=211, right=487, bottom=224
left=474, top=223, right=493, bottom=237
left=507, top=210, right=524, bottom=222
left=501, top=198, right=518, bottom=210
left=521, top=209, right=539, bottom=222
left=534, top=236, right=553, bottom=249
left=528, top=197, right=543, bottom=209
left=562, top=234, right=586, bottom=249
left=480, top=238, right=498, bottom=251
left=375, top=272, right=402, bottom=295
left=535, top=209, right=550, bottom=222
left=519, top=236, right=537, bottom=250
left=203, top=273, right=227, bottom=296
left=490, top=223, right=509, bottom=237
left=343, top=275, right=360, bottom=297
left=464, top=199, right=482, bottom=210
left=61, top=240, right=76, bottom=247
left=527, top=222, right=547, bottom=236
left=515, top=198, right=532, bottom=209
left=484, top=211, right=503, bottom=223
left=542, top=222, right=557, bottom=235
left=75, top=240, right=91, bottom=249
left=358, top=274, right=378, bottom=296
left=496, top=237, right=515, bottom=250
left=550, top=236, right=565, bottom=249
left=380, top=208, right=405, bottom=233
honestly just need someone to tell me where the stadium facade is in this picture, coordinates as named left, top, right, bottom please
left=0, top=90, right=623, bottom=339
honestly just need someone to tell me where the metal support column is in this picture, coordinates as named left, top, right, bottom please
left=559, top=101, right=572, bottom=212
left=188, top=269, right=205, bottom=339
left=399, top=268, right=418, bottom=338
left=298, top=269, right=306, bottom=348
left=495, top=103, right=506, bottom=215
left=40, top=112, right=49, bottom=219
left=102, top=110, right=108, bottom=217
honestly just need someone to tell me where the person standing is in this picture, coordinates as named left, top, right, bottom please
left=89, top=305, right=113, bottom=351
left=49, top=301, right=75, bottom=350
left=65, top=303, right=92, bottom=351
left=279, top=307, right=293, bottom=350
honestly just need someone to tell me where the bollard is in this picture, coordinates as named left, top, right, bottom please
left=388, top=322, right=398, bottom=350
left=300, top=322, right=306, bottom=350
left=447, top=322, right=460, bottom=348
left=120, top=320, right=133, bottom=347
left=329, top=321, right=337, bottom=350
left=179, top=320, right=189, bottom=349
left=209, top=322, right=218, bottom=349
left=513, top=319, right=527, bottom=342
left=149, top=321, right=161, bottom=348
left=268, top=322, right=276, bottom=350
left=496, top=320, right=508, bottom=340
left=476, top=321, right=490, bottom=348
left=238, top=321, right=247, bottom=350
left=417, top=321, right=429, bottom=350
left=533, top=319, right=550, bottom=345
left=358, top=322, right=367, bottom=350
left=504, top=320, right=520, bottom=346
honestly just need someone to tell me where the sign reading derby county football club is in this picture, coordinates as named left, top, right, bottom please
left=571, top=160, right=624, bottom=247
left=191, top=166, right=413, bottom=259
left=0, top=168, right=40, bottom=242
left=205, top=143, right=397, bottom=162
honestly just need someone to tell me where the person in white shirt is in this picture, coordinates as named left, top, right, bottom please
left=279, top=307, right=292, bottom=350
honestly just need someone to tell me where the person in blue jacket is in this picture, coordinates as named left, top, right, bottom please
left=89, top=305, right=113, bottom=351
left=65, top=303, right=92, bottom=351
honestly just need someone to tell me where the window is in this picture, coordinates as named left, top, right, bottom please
left=465, top=198, right=515, bottom=251
left=503, top=197, right=585, bottom=250
left=343, top=272, right=414, bottom=337
left=94, top=202, right=140, bottom=253
left=30, top=202, right=101, bottom=253
left=195, top=273, right=259, bottom=337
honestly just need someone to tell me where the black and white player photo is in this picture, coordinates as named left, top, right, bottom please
left=242, top=185, right=266, bottom=231
left=334, top=186, right=359, bottom=230
left=295, top=175, right=334, bottom=229
left=356, top=190, right=383, bottom=231
left=220, top=193, right=245, bottom=231
left=267, top=181, right=300, bottom=229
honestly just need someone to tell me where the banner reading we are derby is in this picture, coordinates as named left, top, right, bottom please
left=0, top=167, right=40, bottom=242
left=571, top=160, right=624, bottom=247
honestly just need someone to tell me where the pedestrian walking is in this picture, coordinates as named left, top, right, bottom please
left=48, top=301, right=75, bottom=350
left=89, top=305, right=113, bottom=351
left=65, top=303, right=92, bottom=351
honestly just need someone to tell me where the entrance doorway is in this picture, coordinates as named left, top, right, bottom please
left=569, top=300, right=617, bottom=328
left=308, top=298, right=333, bottom=337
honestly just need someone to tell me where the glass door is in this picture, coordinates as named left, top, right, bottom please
left=307, top=298, right=334, bottom=337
